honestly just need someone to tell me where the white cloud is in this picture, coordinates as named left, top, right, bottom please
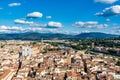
left=81, top=30, right=90, bottom=33
left=47, top=21, right=63, bottom=28
left=106, top=18, right=110, bottom=21
left=14, top=19, right=44, bottom=27
left=84, top=21, right=98, bottom=25
left=95, top=5, right=120, bottom=17
left=29, top=23, right=43, bottom=27
left=95, top=0, right=118, bottom=4
left=14, top=19, right=62, bottom=28
left=46, top=16, right=52, bottom=19
left=0, top=25, right=62, bottom=33
left=0, top=25, right=24, bottom=33
left=73, top=21, right=108, bottom=29
left=0, top=25, right=43, bottom=33
left=109, top=26, right=120, bottom=35
left=14, top=19, right=34, bottom=25
left=26, top=28, right=43, bottom=32
left=114, top=27, right=120, bottom=34
left=8, top=3, right=21, bottom=7
left=73, top=21, right=98, bottom=27
left=27, top=12, right=43, bottom=18
left=1, top=25, right=8, bottom=29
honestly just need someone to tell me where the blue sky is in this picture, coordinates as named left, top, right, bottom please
left=0, top=0, right=120, bottom=35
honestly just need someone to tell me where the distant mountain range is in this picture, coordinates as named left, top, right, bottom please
left=75, top=32, right=119, bottom=39
left=0, top=32, right=119, bottom=40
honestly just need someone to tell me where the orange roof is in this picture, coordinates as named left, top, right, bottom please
left=0, top=69, right=11, bottom=79
left=67, top=72, right=78, bottom=77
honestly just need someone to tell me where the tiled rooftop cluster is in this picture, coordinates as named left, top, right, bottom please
left=0, top=40, right=120, bottom=80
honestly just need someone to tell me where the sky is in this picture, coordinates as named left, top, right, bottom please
left=0, top=0, right=120, bottom=35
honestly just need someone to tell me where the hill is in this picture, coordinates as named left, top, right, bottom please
left=75, top=32, right=118, bottom=39
left=0, top=32, right=119, bottom=40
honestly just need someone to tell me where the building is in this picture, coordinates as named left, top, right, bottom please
left=22, top=46, right=32, bottom=57
left=91, top=42, right=95, bottom=49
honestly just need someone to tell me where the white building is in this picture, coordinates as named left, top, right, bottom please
left=22, top=46, right=32, bottom=57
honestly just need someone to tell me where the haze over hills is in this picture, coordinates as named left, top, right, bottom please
left=0, top=32, right=119, bottom=40
left=75, top=32, right=119, bottom=39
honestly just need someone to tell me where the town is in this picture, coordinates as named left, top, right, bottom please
left=0, top=0, right=120, bottom=80
left=0, top=40, right=120, bottom=80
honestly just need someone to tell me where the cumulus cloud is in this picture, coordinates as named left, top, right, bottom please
left=0, top=25, right=8, bottom=30
left=25, top=28, right=43, bottom=32
left=0, top=25, right=62, bottom=33
left=14, top=19, right=34, bottom=25
left=29, top=23, right=46, bottom=27
left=27, top=12, right=43, bottom=18
left=14, top=19, right=44, bottom=27
left=8, top=3, right=21, bottom=7
left=0, top=25, right=43, bottom=33
left=95, top=5, right=120, bottom=17
left=47, top=21, right=63, bottom=28
left=14, top=19, right=62, bottom=28
left=95, top=0, right=118, bottom=4
left=46, top=16, right=52, bottom=19
left=73, top=21, right=108, bottom=29
left=0, top=25, right=25, bottom=33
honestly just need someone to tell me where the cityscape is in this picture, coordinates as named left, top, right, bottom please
left=0, top=40, right=120, bottom=80
left=0, top=0, right=120, bottom=80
